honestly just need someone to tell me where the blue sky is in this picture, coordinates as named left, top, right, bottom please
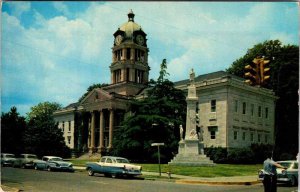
left=1, top=2, right=299, bottom=116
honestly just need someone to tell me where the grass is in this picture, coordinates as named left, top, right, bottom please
left=141, top=164, right=262, bottom=177
left=69, top=159, right=262, bottom=178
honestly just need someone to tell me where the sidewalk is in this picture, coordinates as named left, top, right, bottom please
left=74, top=166, right=261, bottom=185
left=1, top=185, right=20, bottom=192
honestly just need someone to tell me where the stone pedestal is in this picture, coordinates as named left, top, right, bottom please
left=169, top=139, right=214, bottom=166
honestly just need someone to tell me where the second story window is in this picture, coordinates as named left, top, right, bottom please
left=242, top=102, right=246, bottom=114
left=62, top=121, right=65, bottom=132
left=211, top=100, right=216, bottom=112
left=68, top=121, right=71, bottom=132
left=242, top=132, right=246, bottom=140
left=265, top=107, right=269, bottom=119
left=234, top=100, right=238, bottom=113
left=258, top=106, right=262, bottom=117
left=251, top=104, right=254, bottom=116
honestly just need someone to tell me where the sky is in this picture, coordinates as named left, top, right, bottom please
left=1, top=1, right=299, bottom=116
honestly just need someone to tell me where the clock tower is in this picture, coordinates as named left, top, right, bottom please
left=110, top=10, right=150, bottom=96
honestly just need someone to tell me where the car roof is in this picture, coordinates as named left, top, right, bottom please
left=101, top=156, right=128, bottom=159
left=21, top=154, right=37, bottom=156
left=277, top=160, right=297, bottom=163
left=43, top=156, right=62, bottom=159
left=2, top=153, right=15, bottom=155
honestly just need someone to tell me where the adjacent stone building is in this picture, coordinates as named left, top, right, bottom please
left=53, top=10, right=277, bottom=156
left=175, top=71, right=277, bottom=149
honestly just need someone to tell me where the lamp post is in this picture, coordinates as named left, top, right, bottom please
left=151, top=143, right=164, bottom=176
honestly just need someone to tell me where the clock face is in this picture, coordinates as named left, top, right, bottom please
left=136, top=34, right=144, bottom=45
left=115, top=35, right=123, bottom=45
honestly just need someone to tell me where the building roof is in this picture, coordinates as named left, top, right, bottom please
left=174, top=70, right=244, bottom=86
left=119, top=10, right=145, bottom=39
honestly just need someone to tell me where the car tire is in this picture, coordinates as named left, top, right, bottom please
left=87, top=168, right=94, bottom=176
left=290, top=176, right=297, bottom=186
left=111, top=174, right=117, bottom=178
left=34, top=164, right=38, bottom=170
left=21, top=164, right=26, bottom=169
left=47, top=166, right=52, bottom=172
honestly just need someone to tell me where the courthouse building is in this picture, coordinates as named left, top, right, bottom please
left=53, top=10, right=277, bottom=155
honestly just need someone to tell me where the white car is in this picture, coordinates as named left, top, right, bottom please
left=86, top=156, right=142, bottom=178
left=1, top=153, right=17, bottom=167
left=258, top=160, right=298, bottom=186
left=33, top=156, right=74, bottom=172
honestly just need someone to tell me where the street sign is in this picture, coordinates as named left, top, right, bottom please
left=151, top=143, right=164, bottom=146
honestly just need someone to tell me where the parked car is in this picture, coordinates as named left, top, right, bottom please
left=86, top=156, right=142, bottom=178
left=258, top=160, right=298, bottom=186
left=13, top=154, right=38, bottom=168
left=1, top=153, right=17, bottom=167
left=33, top=156, right=74, bottom=172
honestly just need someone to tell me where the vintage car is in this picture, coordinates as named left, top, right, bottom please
left=1, top=153, right=17, bottom=167
left=86, top=156, right=142, bottom=178
left=258, top=160, right=298, bottom=186
left=33, top=156, right=74, bottom=172
left=13, top=154, right=38, bottom=168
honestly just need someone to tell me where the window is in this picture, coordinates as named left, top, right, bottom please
left=106, top=158, right=112, bottom=163
left=234, top=100, right=238, bottom=113
left=67, top=136, right=71, bottom=144
left=208, top=126, right=217, bottom=139
left=62, top=121, right=65, bottom=132
left=251, top=133, right=254, bottom=142
left=68, top=121, right=71, bottom=132
left=211, top=100, right=216, bottom=112
left=265, top=135, right=268, bottom=143
left=234, top=131, right=238, bottom=140
left=265, top=108, right=269, bottom=119
left=258, top=106, right=262, bottom=117
left=100, top=158, right=106, bottom=163
left=251, top=104, right=254, bottom=116
left=242, top=102, right=246, bottom=114
left=242, top=132, right=246, bottom=140
left=126, top=48, right=131, bottom=59
left=210, top=131, right=216, bottom=139
left=258, top=134, right=261, bottom=142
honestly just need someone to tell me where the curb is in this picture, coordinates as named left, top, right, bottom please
left=1, top=185, right=20, bottom=192
left=176, top=179, right=262, bottom=186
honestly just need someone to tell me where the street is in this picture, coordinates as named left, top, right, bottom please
left=1, top=167, right=298, bottom=192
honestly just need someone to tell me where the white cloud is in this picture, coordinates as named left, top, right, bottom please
left=52, top=2, right=71, bottom=17
left=8, top=2, right=31, bottom=18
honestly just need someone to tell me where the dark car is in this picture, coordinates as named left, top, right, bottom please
left=33, top=156, right=74, bottom=172
left=258, top=160, right=298, bottom=186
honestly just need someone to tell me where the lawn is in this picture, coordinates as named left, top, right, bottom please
left=69, top=159, right=262, bottom=178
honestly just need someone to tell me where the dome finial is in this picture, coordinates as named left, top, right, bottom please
left=128, top=9, right=135, bottom=22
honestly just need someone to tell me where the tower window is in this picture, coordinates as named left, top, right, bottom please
left=114, top=69, right=122, bottom=83
left=258, top=106, right=262, bottom=117
left=127, top=48, right=131, bottom=59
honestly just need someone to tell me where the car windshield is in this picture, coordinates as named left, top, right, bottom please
left=116, top=158, right=129, bottom=163
left=278, top=162, right=293, bottom=168
left=6, top=154, right=15, bottom=158
left=50, top=158, right=63, bottom=161
left=28, top=155, right=37, bottom=159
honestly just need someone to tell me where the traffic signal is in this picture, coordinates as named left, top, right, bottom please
left=260, top=59, right=270, bottom=84
left=244, top=64, right=258, bottom=85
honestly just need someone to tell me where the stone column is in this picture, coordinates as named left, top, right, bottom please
left=98, top=110, right=104, bottom=152
left=108, top=109, right=114, bottom=149
left=90, top=111, right=96, bottom=152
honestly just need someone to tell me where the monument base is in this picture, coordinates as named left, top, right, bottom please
left=168, top=139, right=214, bottom=166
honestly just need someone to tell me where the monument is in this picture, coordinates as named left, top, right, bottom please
left=169, top=69, right=214, bottom=166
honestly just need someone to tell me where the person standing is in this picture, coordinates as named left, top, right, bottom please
left=263, top=152, right=286, bottom=192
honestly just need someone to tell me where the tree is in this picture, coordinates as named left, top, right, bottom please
left=112, top=59, right=186, bottom=162
left=24, top=102, right=71, bottom=158
left=78, top=83, right=109, bottom=102
left=1, top=107, right=26, bottom=154
left=226, top=40, right=299, bottom=157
